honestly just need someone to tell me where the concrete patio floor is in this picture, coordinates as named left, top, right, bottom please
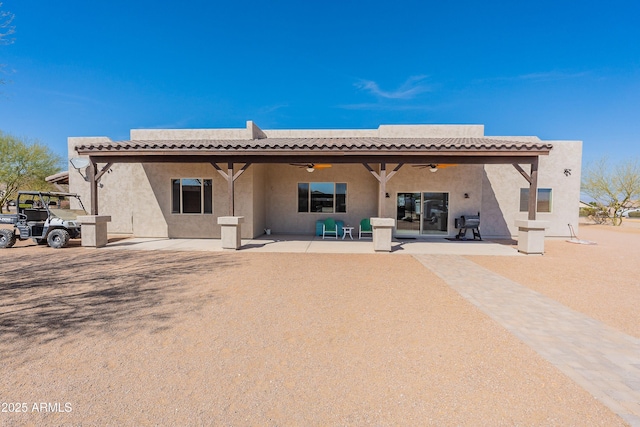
left=102, top=234, right=522, bottom=256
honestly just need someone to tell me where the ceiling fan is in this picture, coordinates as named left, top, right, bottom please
left=290, top=163, right=332, bottom=173
left=412, top=164, right=457, bottom=173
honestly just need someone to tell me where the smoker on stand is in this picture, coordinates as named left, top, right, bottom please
left=454, top=213, right=482, bottom=241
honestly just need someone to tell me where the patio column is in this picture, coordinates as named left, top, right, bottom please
left=513, top=157, right=547, bottom=254
left=218, top=216, right=244, bottom=250
left=78, top=215, right=112, bottom=248
left=371, top=217, right=395, bottom=252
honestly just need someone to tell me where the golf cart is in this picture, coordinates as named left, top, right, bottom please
left=0, top=191, right=87, bottom=249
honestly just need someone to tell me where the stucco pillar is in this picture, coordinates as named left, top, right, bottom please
left=371, top=217, right=395, bottom=252
left=77, top=215, right=111, bottom=248
left=515, top=219, right=548, bottom=255
left=218, top=216, right=244, bottom=250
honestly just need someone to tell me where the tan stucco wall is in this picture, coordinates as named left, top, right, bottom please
left=134, top=163, right=258, bottom=239
left=252, top=164, right=267, bottom=235
left=384, top=164, right=485, bottom=236
left=264, top=164, right=378, bottom=234
left=481, top=141, right=582, bottom=237
left=262, top=163, right=484, bottom=237
left=68, top=137, right=260, bottom=239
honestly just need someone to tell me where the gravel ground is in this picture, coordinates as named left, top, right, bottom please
left=0, top=230, right=629, bottom=425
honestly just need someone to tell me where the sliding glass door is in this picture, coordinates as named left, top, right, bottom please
left=396, top=193, right=421, bottom=234
left=396, top=192, right=449, bottom=235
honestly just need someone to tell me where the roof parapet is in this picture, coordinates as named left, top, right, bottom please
left=130, top=124, right=254, bottom=141
left=378, top=124, right=484, bottom=138
left=127, top=122, right=488, bottom=140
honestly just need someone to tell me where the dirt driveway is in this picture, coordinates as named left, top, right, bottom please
left=0, top=234, right=627, bottom=425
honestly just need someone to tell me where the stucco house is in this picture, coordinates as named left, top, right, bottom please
left=67, top=121, right=582, bottom=243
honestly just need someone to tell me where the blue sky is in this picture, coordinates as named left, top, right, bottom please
left=1, top=0, right=639, bottom=167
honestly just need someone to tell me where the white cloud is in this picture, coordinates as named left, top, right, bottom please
left=517, top=71, right=589, bottom=81
left=476, top=70, right=591, bottom=84
left=257, top=103, right=288, bottom=114
left=355, top=75, right=432, bottom=100
left=337, top=102, right=439, bottom=111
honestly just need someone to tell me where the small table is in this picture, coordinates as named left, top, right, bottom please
left=342, top=226, right=354, bottom=240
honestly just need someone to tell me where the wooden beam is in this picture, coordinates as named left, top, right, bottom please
left=90, top=154, right=543, bottom=166
left=212, top=162, right=251, bottom=216
left=94, top=162, right=114, bottom=182
left=227, top=162, right=234, bottom=216
left=386, top=163, right=404, bottom=181
left=232, top=163, right=251, bottom=181
left=364, top=163, right=404, bottom=217
left=362, top=163, right=381, bottom=182
left=528, top=157, right=539, bottom=221
left=211, top=162, right=229, bottom=180
left=379, top=163, right=387, bottom=217
left=88, top=161, right=98, bottom=215
left=512, top=163, right=532, bottom=184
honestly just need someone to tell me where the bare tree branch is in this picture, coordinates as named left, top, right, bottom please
left=0, top=2, right=15, bottom=46
left=0, top=2, right=14, bottom=88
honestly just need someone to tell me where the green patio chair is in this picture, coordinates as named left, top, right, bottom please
left=359, top=218, right=373, bottom=239
left=322, top=218, right=338, bottom=239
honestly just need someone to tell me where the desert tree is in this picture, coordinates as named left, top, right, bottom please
left=0, top=131, right=62, bottom=212
left=581, top=157, right=640, bottom=225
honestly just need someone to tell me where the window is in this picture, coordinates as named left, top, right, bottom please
left=172, top=179, right=213, bottom=214
left=297, top=182, right=347, bottom=213
left=520, top=188, right=552, bottom=213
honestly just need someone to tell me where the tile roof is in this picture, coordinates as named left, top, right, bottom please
left=45, top=171, right=70, bottom=184
left=76, top=137, right=553, bottom=153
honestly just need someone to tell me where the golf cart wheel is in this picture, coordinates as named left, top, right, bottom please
left=0, top=228, right=17, bottom=248
left=47, top=229, right=70, bottom=249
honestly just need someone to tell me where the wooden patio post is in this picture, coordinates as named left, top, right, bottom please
left=88, top=161, right=98, bottom=215
left=528, top=157, right=539, bottom=221
left=211, top=162, right=251, bottom=217
left=227, top=162, right=234, bottom=216
left=378, top=162, right=386, bottom=217
left=363, top=162, right=403, bottom=219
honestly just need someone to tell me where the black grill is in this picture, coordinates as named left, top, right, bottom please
left=455, top=214, right=482, bottom=240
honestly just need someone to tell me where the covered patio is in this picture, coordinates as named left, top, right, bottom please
left=100, top=233, right=520, bottom=256
left=67, top=122, right=567, bottom=254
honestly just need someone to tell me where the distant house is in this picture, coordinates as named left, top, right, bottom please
left=67, top=121, right=582, bottom=239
